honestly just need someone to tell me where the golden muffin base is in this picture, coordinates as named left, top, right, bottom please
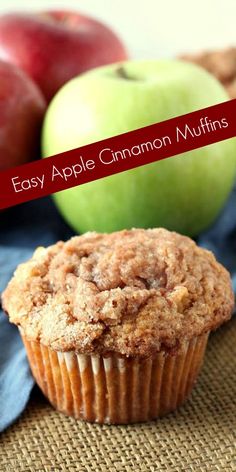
left=21, top=332, right=209, bottom=424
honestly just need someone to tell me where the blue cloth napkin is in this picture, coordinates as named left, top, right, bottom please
left=0, top=190, right=236, bottom=432
left=198, top=186, right=236, bottom=293
left=0, top=197, right=73, bottom=432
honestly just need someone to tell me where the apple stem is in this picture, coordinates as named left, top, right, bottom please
left=115, top=66, right=133, bottom=80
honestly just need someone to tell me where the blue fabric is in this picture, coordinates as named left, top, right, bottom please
left=0, top=197, right=73, bottom=432
left=0, top=190, right=235, bottom=432
left=198, top=186, right=236, bottom=293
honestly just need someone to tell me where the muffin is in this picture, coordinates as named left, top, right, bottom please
left=180, top=47, right=236, bottom=98
left=2, top=228, right=234, bottom=424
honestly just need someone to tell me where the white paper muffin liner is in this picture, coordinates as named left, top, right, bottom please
left=21, top=331, right=209, bottom=424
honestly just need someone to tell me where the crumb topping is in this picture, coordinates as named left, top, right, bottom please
left=2, top=229, right=234, bottom=357
left=181, top=47, right=236, bottom=99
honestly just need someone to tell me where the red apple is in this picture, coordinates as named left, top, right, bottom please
left=0, top=60, right=46, bottom=171
left=0, top=11, right=128, bottom=102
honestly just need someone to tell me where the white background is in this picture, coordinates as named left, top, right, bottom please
left=0, top=0, right=234, bottom=58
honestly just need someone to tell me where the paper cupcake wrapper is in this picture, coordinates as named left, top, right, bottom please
left=21, top=332, right=209, bottom=424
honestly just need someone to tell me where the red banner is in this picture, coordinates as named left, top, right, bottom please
left=0, top=99, right=236, bottom=210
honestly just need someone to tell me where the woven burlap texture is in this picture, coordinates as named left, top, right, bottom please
left=1, top=317, right=236, bottom=472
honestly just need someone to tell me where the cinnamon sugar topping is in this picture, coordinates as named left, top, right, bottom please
left=2, top=229, right=234, bottom=356
left=181, top=47, right=236, bottom=98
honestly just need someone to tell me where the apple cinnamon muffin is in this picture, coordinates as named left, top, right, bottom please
left=181, top=47, right=236, bottom=98
left=2, top=229, right=234, bottom=424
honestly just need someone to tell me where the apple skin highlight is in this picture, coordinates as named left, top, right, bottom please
left=42, top=60, right=236, bottom=236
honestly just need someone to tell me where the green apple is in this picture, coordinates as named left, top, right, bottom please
left=42, top=60, right=236, bottom=235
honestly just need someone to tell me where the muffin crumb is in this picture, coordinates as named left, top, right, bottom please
left=2, top=228, right=234, bottom=357
left=180, top=47, right=236, bottom=98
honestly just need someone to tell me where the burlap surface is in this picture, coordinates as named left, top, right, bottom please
left=1, top=318, right=236, bottom=472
